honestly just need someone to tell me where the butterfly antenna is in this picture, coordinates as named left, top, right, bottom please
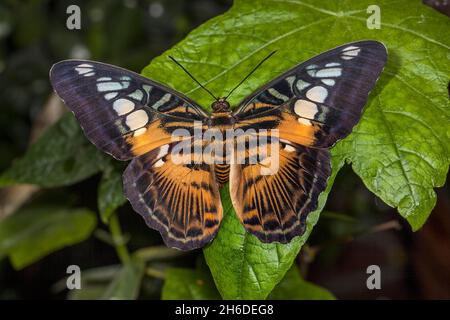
left=169, top=56, right=219, bottom=101
left=225, top=50, right=277, bottom=100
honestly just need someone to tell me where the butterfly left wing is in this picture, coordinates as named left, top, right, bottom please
left=123, top=141, right=223, bottom=250
left=50, top=60, right=208, bottom=160
left=230, top=41, right=387, bottom=242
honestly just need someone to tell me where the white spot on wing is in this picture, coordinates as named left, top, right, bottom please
left=75, top=64, right=94, bottom=76
left=134, top=128, right=147, bottom=137
left=325, top=62, right=341, bottom=67
left=97, top=77, right=112, bottom=81
left=151, top=93, right=171, bottom=110
left=321, top=79, right=335, bottom=86
left=97, top=82, right=124, bottom=92
left=306, top=65, right=317, bottom=77
left=341, top=46, right=361, bottom=60
left=306, top=86, right=328, bottom=103
left=154, top=159, right=165, bottom=168
left=268, top=88, right=289, bottom=102
left=315, top=67, right=342, bottom=78
left=284, top=144, right=296, bottom=152
left=342, top=45, right=360, bottom=51
left=125, top=110, right=148, bottom=131
left=294, top=99, right=318, bottom=126
left=113, top=99, right=135, bottom=116
left=104, top=92, right=118, bottom=100
left=128, top=90, right=144, bottom=101
left=296, top=79, right=310, bottom=91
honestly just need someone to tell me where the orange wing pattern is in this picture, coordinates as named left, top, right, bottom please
left=123, top=142, right=222, bottom=250
left=230, top=140, right=330, bottom=243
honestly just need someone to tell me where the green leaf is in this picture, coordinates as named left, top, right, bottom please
left=268, top=265, right=335, bottom=300
left=0, top=207, right=97, bottom=269
left=101, top=259, right=145, bottom=300
left=141, top=0, right=449, bottom=298
left=0, top=113, right=110, bottom=187
left=162, top=267, right=221, bottom=300
left=98, top=165, right=127, bottom=224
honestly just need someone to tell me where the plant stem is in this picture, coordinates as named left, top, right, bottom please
left=109, top=212, right=131, bottom=264
left=133, top=246, right=188, bottom=261
left=145, top=267, right=165, bottom=279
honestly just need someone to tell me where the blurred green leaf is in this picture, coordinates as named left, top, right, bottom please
left=141, top=0, right=449, bottom=298
left=0, top=113, right=110, bottom=187
left=162, top=267, right=221, bottom=300
left=101, top=259, right=145, bottom=300
left=268, top=265, right=335, bottom=300
left=0, top=207, right=97, bottom=269
left=98, top=166, right=126, bottom=224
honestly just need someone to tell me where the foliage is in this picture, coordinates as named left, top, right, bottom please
left=0, top=206, right=96, bottom=269
left=0, top=0, right=448, bottom=300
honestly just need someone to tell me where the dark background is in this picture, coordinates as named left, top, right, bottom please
left=0, top=0, right=449, bottom=299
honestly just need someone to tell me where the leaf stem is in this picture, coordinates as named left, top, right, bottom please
left=133, top=246, right=188, bottom=261
left=108, top=212, right=131, bottom=264
left=145, top=267, right=165, bottom=279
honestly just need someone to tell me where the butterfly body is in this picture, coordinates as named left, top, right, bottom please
left=50, top=41, right=387, bottom=250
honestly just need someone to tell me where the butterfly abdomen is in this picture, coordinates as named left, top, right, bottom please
left=214, top=163, right=230, bottom=186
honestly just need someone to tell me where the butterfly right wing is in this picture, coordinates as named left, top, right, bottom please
left=123, top=142, right=222, bottom=250
left=50, top=60, right=208, bottom=160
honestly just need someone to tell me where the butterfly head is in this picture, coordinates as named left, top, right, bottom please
left=211, top=98, right=231, bottom=113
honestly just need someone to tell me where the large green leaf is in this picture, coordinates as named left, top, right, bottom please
left=268, top=265, right=335, bottom=300
left=0, top=207, right=97, bottom=269
left=98, top=165, right=127, bottom=224
left=162, top=267, right=221, bottom=300
left=140, top=0, right=449, bottom=298
left=0, top=113, right=110, bottom=187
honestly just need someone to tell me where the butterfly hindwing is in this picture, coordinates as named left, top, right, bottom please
left=230, top=139, right=330, bottom=243
left=234, top=40, right=387, bottom=148
left=50, top=60, right=208, bottom=160
left=123, top=142, right=223, bottom=250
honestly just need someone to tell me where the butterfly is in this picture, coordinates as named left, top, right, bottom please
left=50, top=40, right=387, bottom=251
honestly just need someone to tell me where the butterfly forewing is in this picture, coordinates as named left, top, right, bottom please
left=50, top=60, right=208, bottom=160
left=234, top=40, right=387, bottom=147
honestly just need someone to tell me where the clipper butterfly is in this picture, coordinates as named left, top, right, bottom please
left=50, top=41, right=387, bottom=250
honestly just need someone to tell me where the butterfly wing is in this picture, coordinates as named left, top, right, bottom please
left=123, top=142, right=222, bottom=250
left=233, top=40, right=387, bottom=148
left=231, top=40, right=387, bottom=242
left=50, top=60, right=221, bottom=250
left=230, top=139, right=330, bottom=243
left=50, top=60, right=208, bottom=160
